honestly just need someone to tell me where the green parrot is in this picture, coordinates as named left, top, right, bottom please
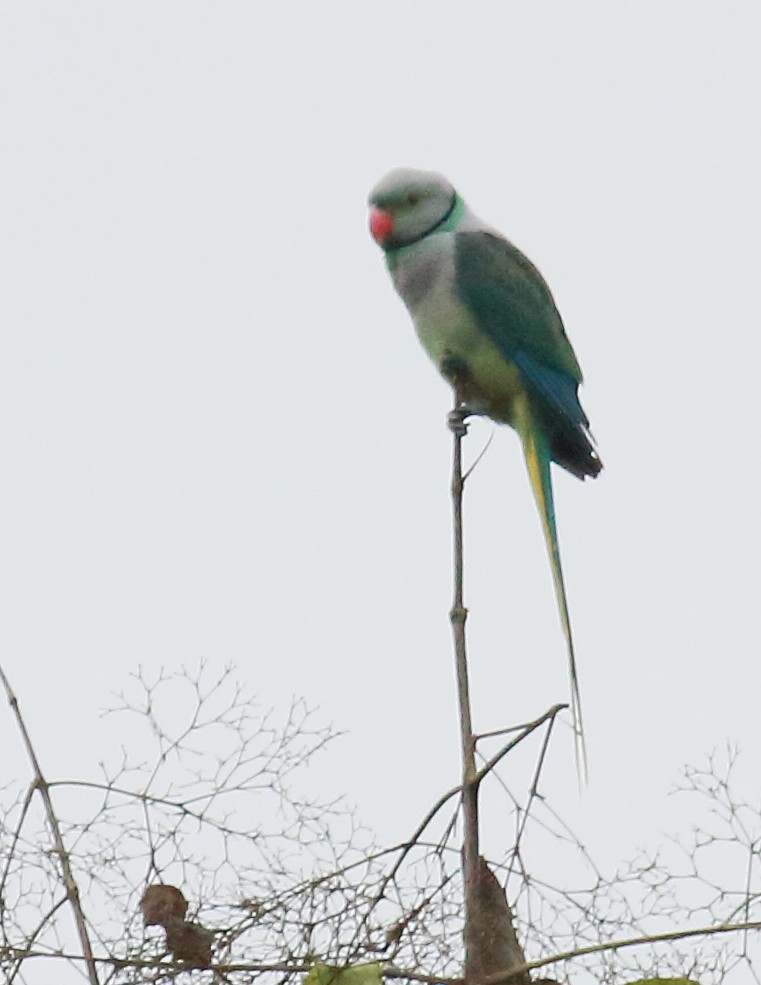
left=368, top=168, right=601, bottom=773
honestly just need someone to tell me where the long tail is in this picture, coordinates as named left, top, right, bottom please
left=518, top=413, right=588, bottom=783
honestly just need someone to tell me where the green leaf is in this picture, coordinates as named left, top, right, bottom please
left=304, top=962, right=383, bottom=985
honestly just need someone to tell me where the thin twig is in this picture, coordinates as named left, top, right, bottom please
left=5, top=895, right=68, bottom=985
left=462, top=427, right=495, bottom=483
left=474, top=704, right=566, bottom=785
left=362, top=783, right=462, bottom=923
left=2, top=883, right=755, bottom=982
left=0, top=663, right=100, bottom=985
left=389, top=916, right=761, bottom=981
left=482, top=918, right=761, bottom=982
left=503, top=707, right=563, bottom=891
left=474, top=703, right=568, bottom=743
left=5, top=915, right=761, bottom=983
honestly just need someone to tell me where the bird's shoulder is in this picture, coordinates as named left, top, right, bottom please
left=453, top=229, right=581, bottom=381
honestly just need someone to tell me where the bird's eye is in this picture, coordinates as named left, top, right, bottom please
left=406, top=192, right=420, bottom=206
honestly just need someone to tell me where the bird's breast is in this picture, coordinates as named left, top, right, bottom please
left=390, top=235, right=522, bottom=425
left=391, top=235, right=473, bottom=361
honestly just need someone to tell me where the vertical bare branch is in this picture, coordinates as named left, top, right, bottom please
left=448, top=398, right=481, bottom=981
left=0, top=663, right=100, bottom=985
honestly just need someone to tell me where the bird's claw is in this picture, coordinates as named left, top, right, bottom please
left=447, top=406, right=470, bottom=437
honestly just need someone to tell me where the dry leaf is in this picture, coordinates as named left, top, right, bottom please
left=464, top=856, right=529, bottom=985
left=166, top=919, right=213, bottom=969
left=140, top=884, right=188, bottom=928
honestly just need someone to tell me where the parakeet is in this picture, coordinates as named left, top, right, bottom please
left=368, top=167, right=601, bottom=774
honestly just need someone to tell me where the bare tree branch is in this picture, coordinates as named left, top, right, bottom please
left=0, top=662, right=100, bottom=985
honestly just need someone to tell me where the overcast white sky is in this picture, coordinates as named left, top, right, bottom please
left=2, top=2, right=761, bottom=976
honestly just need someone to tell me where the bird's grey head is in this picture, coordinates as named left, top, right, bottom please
left=368, top=168, right=457, bottom=251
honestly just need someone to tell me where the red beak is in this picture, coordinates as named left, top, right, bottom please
left=369, top=206, right=395, bottom=245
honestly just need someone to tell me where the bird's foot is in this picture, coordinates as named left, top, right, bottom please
left=447, top=405, right=471, bottom=437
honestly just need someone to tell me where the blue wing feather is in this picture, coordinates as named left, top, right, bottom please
left=512, top=352, right=590, bottom=431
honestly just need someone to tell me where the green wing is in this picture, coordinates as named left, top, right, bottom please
left=455, top=231, right=581, bottom=375
left=454, top=231, right=600, bottom=479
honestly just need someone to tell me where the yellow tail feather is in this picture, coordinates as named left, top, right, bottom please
left=517, top=400, right=588, bottom=783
